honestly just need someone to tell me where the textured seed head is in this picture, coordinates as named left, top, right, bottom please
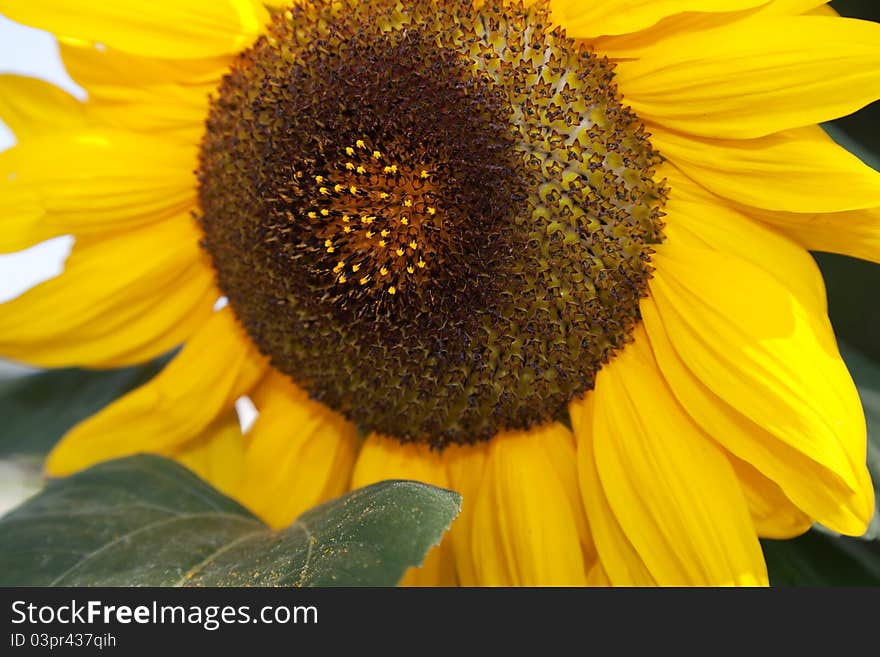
left=198, top=0, right=667, bottom=446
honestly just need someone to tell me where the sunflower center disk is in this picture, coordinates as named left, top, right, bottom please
left=198, top=0, right=667, bottom=446
left=304, top=141, right=441, bottom=296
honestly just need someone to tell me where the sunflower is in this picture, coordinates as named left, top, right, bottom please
left=1, top=0, right=879, bottom=586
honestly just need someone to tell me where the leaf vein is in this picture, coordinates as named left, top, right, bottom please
left=47, top=512, right=261, bottom=586
left=173, top=528, right=266, bottom=586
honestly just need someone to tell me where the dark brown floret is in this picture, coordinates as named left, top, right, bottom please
left=198, top=0, right=666, bottom=446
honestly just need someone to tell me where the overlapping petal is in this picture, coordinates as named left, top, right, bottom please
left=645, top=237, right=874, bottom=534
left=589, top=1, right=830, bottom=57
left=658, top=164, right=828, bottom=314
left=58, top=43, right=224, bottom=139
left=550, top=0, right=768, bottom=39
left=169, top=411, right=248, bottom=502
left=45, top=307, right=267, bottom=475
left=470, top=424, right=589, bottom=586
left=727, top=453, right=812, bottom=538
left=573, top=331, right=768, bottom=586
left=615, top=16, right=880, bottom=139
left=443, top=443, right=489, bottom=587
left=0, top=75, right=85, bottom=139
left=661, top=154, right=880, bottom=273
left=653, top=126, right=880, bottom=213
left=649, top=178, right=868, bottom=537
left=752, top=206, right=880, bottom=265
left=0, top=128, right=198, bottom=252
left=0, top=219, right=216, bottom=368
left=238, top=371, right=359, bottom=530
left=570, top=394, right=656, bottom=586
left=0, top=0, right=269, bottom=59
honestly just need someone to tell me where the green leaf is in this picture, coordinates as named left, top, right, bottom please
left=0, top=357, right=169, bottom=459
left=0, top=454, right=461, bottom=586
left=761, top=342, right=880, bottom=584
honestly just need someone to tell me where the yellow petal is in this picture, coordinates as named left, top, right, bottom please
left=658, top=127, right=880, bottom=265
left=615, top=16, right=880, bottom=139
left=645, top=241, right=875, bottom=534
left=0, top=0, right=269, bottom=59
left=767, top=0, right=830, bottom=14
left=586, top=561, right=613, bottom=587
left=59, top=43, right=223, bottom=140
left=550, top=0, right=767, bottom=39
left=46, top=307, right=267, bottom=476
left=751, top=206, right=880, bottom=265
left=59, top=41, right=230, bottom=88
left=654, top=170, right=860, bottom=536
left=0, top=219, right=216, bottom=368
left=535, top=421, right=595, bottom=561
left=169, top=411, right=247, bottom=502
left=0, top=75, right=85, bottom=139
left=0, top=129, right=197, bottom=252
left=653, top=125, right=880, bottom=213
left=585, top=329, right=768, bottom=586
left=641, top=294, right=870, bottom=536
left=590, top=2, right=829, bottom=58
left=806, top=3, right=837, bottom=16
left=727, top=452, right=813, bottom=539
left=237, top=371, right=359, bottom=531
left=571, top=393, right=656, bottom=586
left=660, top=164, right=827, bottom=315
left=352, top=435, right=456, bottom=586
left=444, top=442, right=489, bottom=587
left=471, top=425, right=588, bottom=586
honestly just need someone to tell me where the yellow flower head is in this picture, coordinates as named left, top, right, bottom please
left=1, top=0, right=878, bottom=587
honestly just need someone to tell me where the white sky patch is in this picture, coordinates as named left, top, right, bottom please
left=0, top=235, right=74, bottom=303
left=0, top=120, right=13, bottom=150
left=0, top=14, right=85, bottom=98
left=235, top=396, right=259, bottom=434
left=0, top=458, right=43, bottom=516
